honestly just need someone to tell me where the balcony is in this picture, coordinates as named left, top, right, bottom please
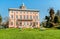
left=17, top=19, right=33, bottom=21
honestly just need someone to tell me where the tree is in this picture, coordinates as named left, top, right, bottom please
left=0, top=14, right=2, bottom=25
left=45, top=8, right=57, bottom=28
left=55, top=10, right=60, bottom=26
left=3, top=16, right=9, bottom=28
left=54, top=16, right=59, bottom=23
left=45, top=16, right=50, bottom=27
left=1, top=16, right=9, bottom=28
left=56, top=10, right=60, bottom=16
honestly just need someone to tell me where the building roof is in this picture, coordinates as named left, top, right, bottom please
left=8, top=8, right=39, bottom=12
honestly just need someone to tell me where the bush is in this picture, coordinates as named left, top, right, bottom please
left=56, top=26, right=60, bottom=29
left=0, top=25, right=5, bottom=29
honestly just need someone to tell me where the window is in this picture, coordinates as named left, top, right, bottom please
left=30, top=15, right=32, bottom=19
left=30, top=22, right=32, bottom=26
left=24, top=22, right=27, bottom=26
left=36, top=22, right=38, bottom=25
left=36, top=16, right=38, bottom=19
left=16, top=22, right=18, bottom=25
left=27, top=15, right=28, bottom=19
left=16, top=15, right=18, bottom=19
left=27, top=22, right=29, bottom=25
left=24, top=15, right=25, bottom=19
left=33, top=16, right=35, bottom=19
left=20, top=15, right=22, bottom=19
left=11, top=22, right=13, bottom=25
left=24, top=22, right=25, bottom=26
left=11, top=15, right=13, bottom=18
left=25, top=15, right=28, bottom=19
left=20, top=22, right=22, bottom=26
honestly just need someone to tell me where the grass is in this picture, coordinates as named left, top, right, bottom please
left=0, top=28, right=60, bottom=39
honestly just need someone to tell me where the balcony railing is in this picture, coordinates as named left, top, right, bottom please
left=17, top=19, right=33, bottom=21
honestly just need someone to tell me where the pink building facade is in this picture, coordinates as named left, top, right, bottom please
left=9, top=3, right=40, bottom=28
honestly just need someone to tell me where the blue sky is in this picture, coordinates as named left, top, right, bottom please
left=0, top=0, right=60, bottom=22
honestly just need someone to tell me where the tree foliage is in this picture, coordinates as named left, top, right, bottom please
left=44, top=8, right=60, bottom=28
left=0, top=15, right=2, bottom=25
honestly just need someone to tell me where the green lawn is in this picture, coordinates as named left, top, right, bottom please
left=0, top=28, right=60, bottom=39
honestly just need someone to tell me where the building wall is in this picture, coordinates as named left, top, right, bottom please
left=9, top=10, right=40, bottom=28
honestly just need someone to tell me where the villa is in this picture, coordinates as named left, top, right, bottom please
left=9, top=3, right=40, bottom=28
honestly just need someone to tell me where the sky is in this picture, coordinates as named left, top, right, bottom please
left=0, top=0, right=60, bottom=22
